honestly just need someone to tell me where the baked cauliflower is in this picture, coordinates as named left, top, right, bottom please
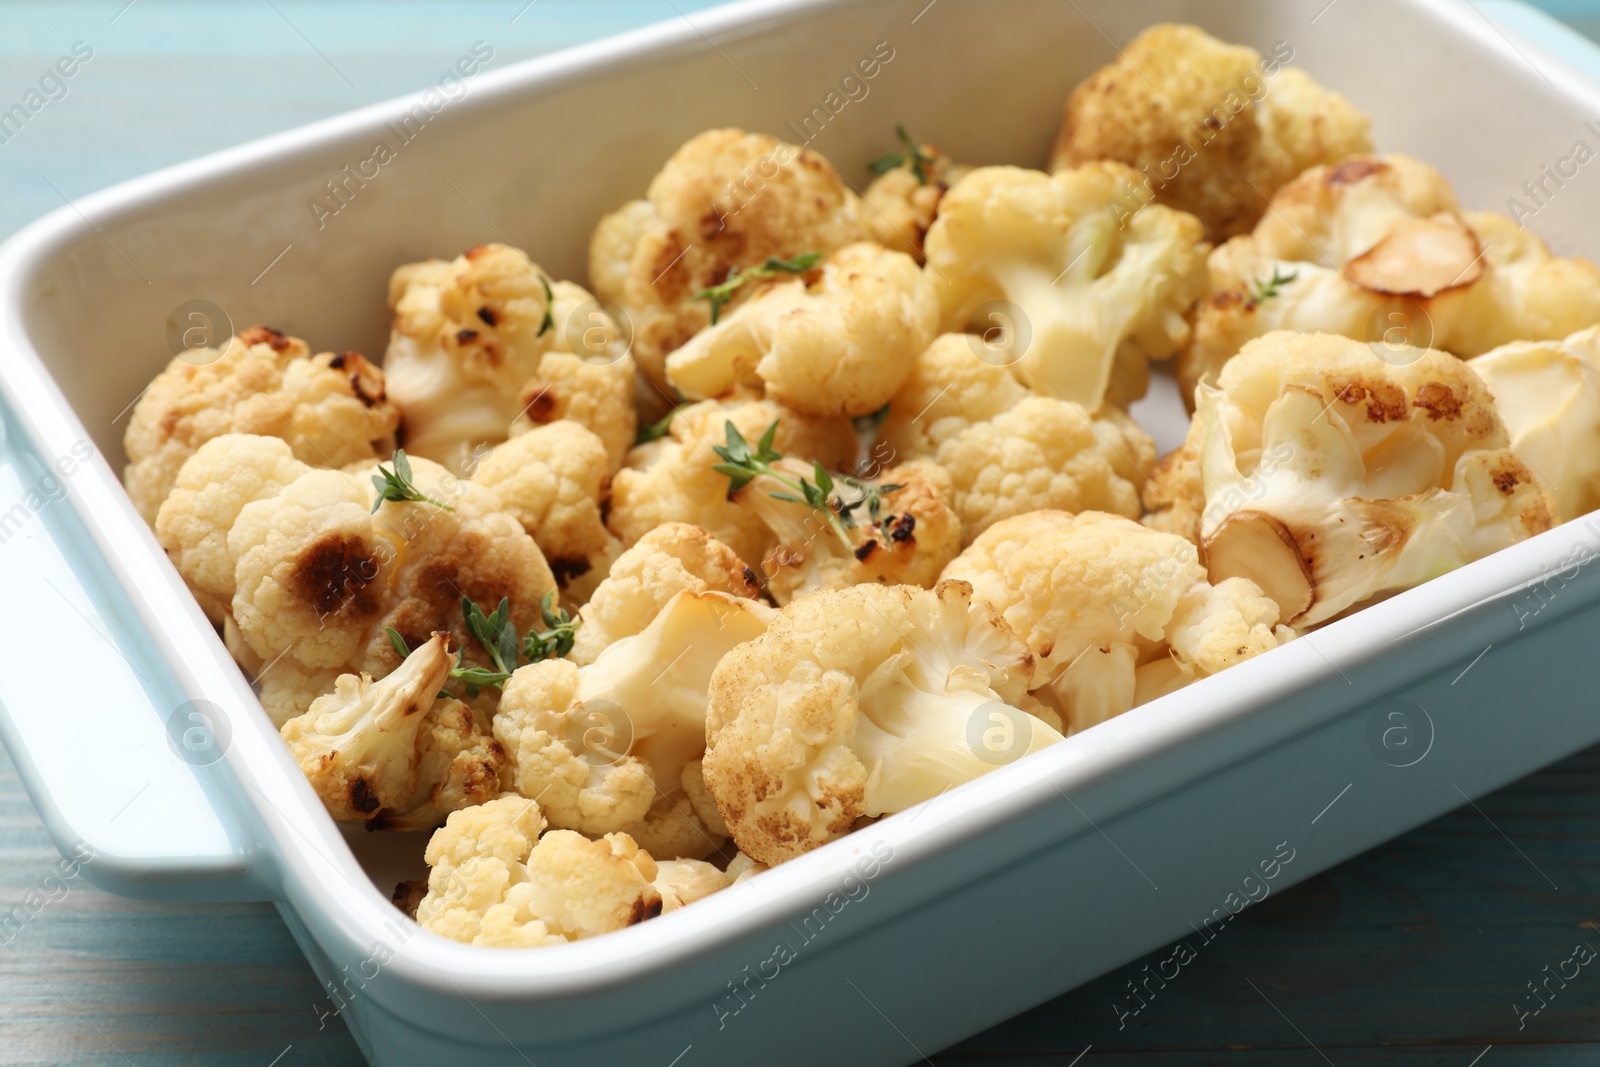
left=665, top=242, right=938, bottom=418
left=653, top=858, right=731, bottom=912
left=569, top=522, right=759, bottom=666
left=862, top=125, right=970, bottom=262
left=702, top=581, right=1059, bottom=866
left=124, top=325, right=398, bottom=523
left=1181, top=156, right=1600, bottom=402
left=922, top=163, right=1209, bottom=410
left=1148, top=331, right=1555, bottom=627
left=1469, top=325, right=1600, bottom=522
left=589, top=128, right=867, bottom=397
left=1051, top=24, right=1372, bottom=240
left=219, top=444, right=555, bottom=723
left=606, top=397, right=856, bottom=566
left=714, top=417, right=962, bottom=602
left=415, top=796, right=662, bottom=948
left=942, top=511, right=1286, bottom=731
left=385, top=243, right=636, bottom=473
left=472, top=421, right=619, bottom=602
left=280, top=633, right=506, bottom=831
left=494, top=590, right=776, bottom=858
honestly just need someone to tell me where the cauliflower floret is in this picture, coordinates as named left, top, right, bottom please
left=923, top=163, right=1208, bottom=411
left=472, top=421, right=620, bottom=602
left=653, top=858, right=731, bottom=912
left=415, top=796, right=661, bottom=948
left=937, top=398, right=1155, bottom=542
left=861, top=130, right=970, bottom=262
left=665, top=242, right=938, bottom=418
left=589, top=128, right=868, bottom=397
left=156, top=434, right=312, bottom=623
left=1181, top=156, right=1600, bottom=403
left=1150, top=331, right=1554, bottom=628
left=607, top=398, right=856, bottom=566
left=280, top=634, right=506, bottom=831
left=124, top=326, right=398, bottom=523
left=942, top=511, right=1286, bottom=731
left=703, top=581, right=1057, bottom=865
left=228, top=451, right=556, bottom=720
left=734, top=456, right=962, bottom=604
left=570, top=522, right=759, bottom=666
left=1469, top=325, right=1600, bottom=521
left=385, top=244, right=636, bottom=473
left=879, top=334, right=1030, bottom=459
left=495, top=591, right=776, bottom=857
left=724, top=851, right=768, bottom=884
left=1051, top=24, right=1372, bottom=240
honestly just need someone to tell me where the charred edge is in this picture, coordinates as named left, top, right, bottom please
left=1492, top=465, right=1522, bottom=495
left=338, top=351, right=385, bottom=407
left=1412, top=381, right=1464, bottom=422
left=476, top=306, right=498, bottom=326
left=456, top=329, right=479, bottom=345
left=853, top=539, right=878, bottom=562
left=390, top=879, right=427, bottom=920
left=350, top=777, right=381, bottom=814
left=741, top=566, right=760, bottom=594
left=1327, top=158, right=1388, bottom=185
left=240, top=324, right=292, bottom=351
left=289, top=534, right=381, bottom=616
left=629, top=895, right=664, bottom=926
left=549, top=556, right=593, bottom=587
left=884, top=513, right=916, bottom=544
left=520, top=388, right=558, bottom=424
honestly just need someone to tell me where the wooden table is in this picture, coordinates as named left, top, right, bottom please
left=3, top=3, right=1600, bottom=1064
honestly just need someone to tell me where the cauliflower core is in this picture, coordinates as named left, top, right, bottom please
left=415, top=796, right=662, bottom=948
left=665, top=242, right=937, bottom=418
left=943, top=511, right=1287, bottom=731
left=281, top=634, right=506, bottom=831
left=1052, top=24, right=1372, bottom=240
left=589, top=128, right=868, bottom=397
left=495, top=590, right=776, bottom=858
left=1181, top=155, right=1600, bottom=403
left=1470, top=325, right=1600, bottom=522
left=703, top=581, right=1058, bottom=866
left=1148, top=331, right=1555, bottom=627
left=923, top=163, right=1208, bottom=411
left=125, top=326, right=398, bottom=523
left=385, top=243, right=636, bottom=473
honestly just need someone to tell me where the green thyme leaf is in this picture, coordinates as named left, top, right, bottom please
left=868, top=124, right=934, bottom=184
left=1249, top=267, right=1299, bottom=304
left=693, top=253, right=822, bottom=324
left=371, top=449, right=454, bottom=513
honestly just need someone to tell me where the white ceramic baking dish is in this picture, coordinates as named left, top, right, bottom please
left=3, top=0, right=1600, bottom=1062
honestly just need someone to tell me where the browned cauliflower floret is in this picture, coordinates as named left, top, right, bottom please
left=472, top=421, right=619, bottom=603
left=124, top=325, right=397, bottom=523
left=588, top=129, right=868, bottom=397
left=606, top=398, right=856, bottom=565
left=1149, top=332, right=1555, bottom=628
left=861, top=128, right=970, bottom=262
left=1051, top=24, right=1372, bottom=240
left=1181, top=156, right=1600, bottom=403
left=280, top=634, right=506, bottom=831
left=943, top=511, right=1287, bottom=732
left=665, top=242, right=938, bottom=418
left=924, top=163, right=1209, bottom=411
left=569, top=522, right=759, bottom=666
left=156, top=434, right=312, bottom=623
left=225, top=448, right=556, bottom=722
left=385, top=244, right=636, bottom=472
left=495, top=590, right=775, bottom=860
left=703, top=581, right=1057, bottom=866
left=734, top=456, right=962, bottom=604
left=415, top=796, right=662, bottom=948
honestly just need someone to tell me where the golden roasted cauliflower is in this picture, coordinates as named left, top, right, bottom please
left=589, top=128, right=868, bottom=398
left=1052, top=24, right=1372, bottom=240
left=665, top=242, right=938, bottom=418
left=124, top=325, right=398, bottom=523
left=923, top=163, right=1209, bottom=410
left=280, top=634, right=506, bottom=831
left=703, top=581, right=1059, bottom=866
left=862, top=127, right=970, bottom=262
left=1181, top=155, right=1600, bottom=402
left=385, top=243, right=636, bottom=473
left=1148, top=331, right=1555, bottom=628
left=415, top=796, right=662, bottom=948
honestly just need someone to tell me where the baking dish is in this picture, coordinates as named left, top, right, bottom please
left=3, top=0, right=1600, bottom=1062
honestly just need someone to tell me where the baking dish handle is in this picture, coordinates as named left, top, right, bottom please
left=0, top=434, right=270, bottom=903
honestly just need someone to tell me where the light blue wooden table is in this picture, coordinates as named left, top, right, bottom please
left=4, top=2, right=1600, bottom=1064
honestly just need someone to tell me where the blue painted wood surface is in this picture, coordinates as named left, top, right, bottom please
left=3, top=2, right=1600, bottom=1064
